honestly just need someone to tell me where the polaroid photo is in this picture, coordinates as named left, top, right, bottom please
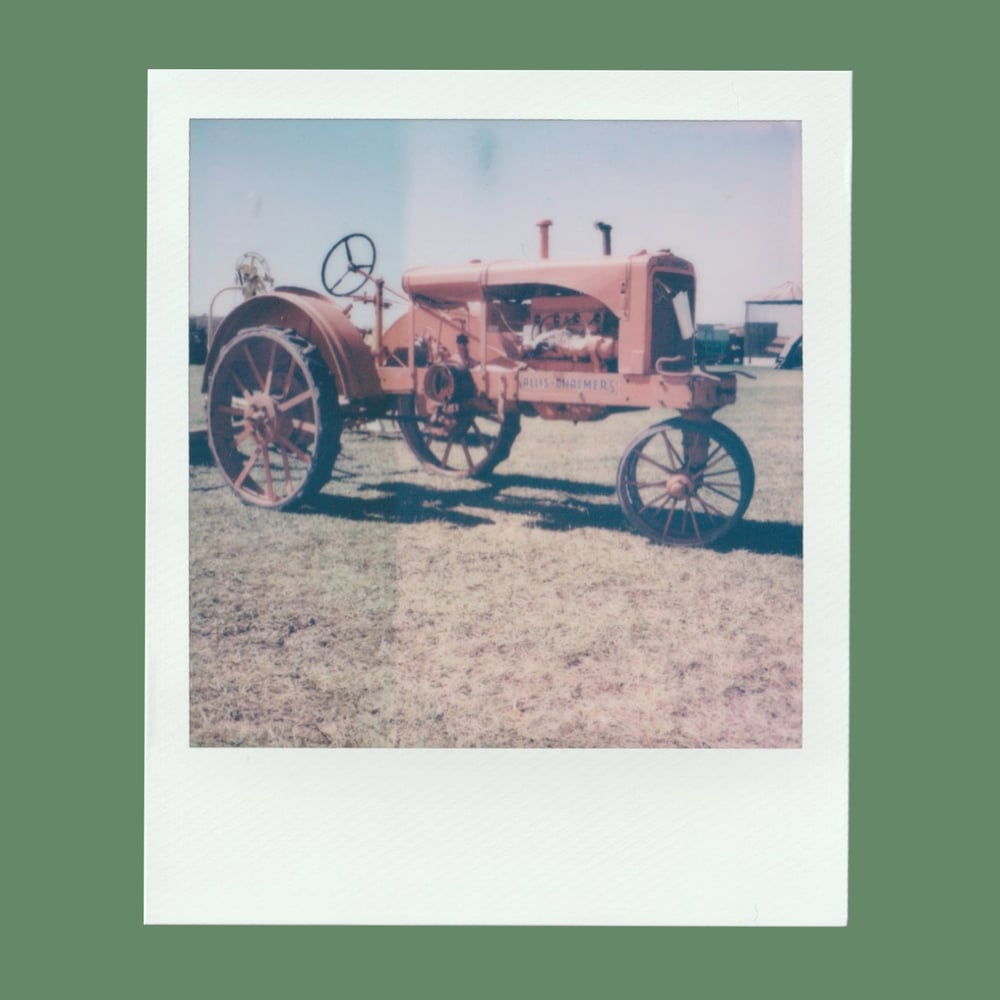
left=146, top=69, right=850, bottom=925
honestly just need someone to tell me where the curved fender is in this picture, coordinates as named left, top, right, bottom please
left=202, top=287, right=383, bottom=401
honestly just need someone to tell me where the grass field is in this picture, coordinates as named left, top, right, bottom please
left=189, top=366, right=802, bottom=748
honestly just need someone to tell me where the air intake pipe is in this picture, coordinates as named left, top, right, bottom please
left=595, top=221, right=612, bottom=256
left=537, top=219, right=552, bottom=259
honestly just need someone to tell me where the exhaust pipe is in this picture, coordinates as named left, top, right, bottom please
left=595, top=221, right=612, bottom=256
left=537, top=219, right=552, bottom=259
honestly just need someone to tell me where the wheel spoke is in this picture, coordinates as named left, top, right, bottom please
left=279, top=446, right=295, bottom=497
left=685, top=499, right=702, bottom=543
left=289, top=418, right=318, bottom=438
left=703, top=447, right=733, bottom=474
left=242, top=343, right=266, bottom=390
left=660, top=499, right=680, bottom=541
left=275, top=433, right=312, bottom=466
left=231, top=370, right=252, bottom=397
left=234, top=425, right=255, bottom=446
left=638, top=451, right=674, bottom=475
left=678, top=500, right=691, bottom=537
left=470, top=418, right=499, bottom=450
left=281, top=356, right=297, bottom=397
left=660, top=430, right=685, bottom=469
left=261, top=448, right=277, bottom=502
left=702, top=481, right=741, bottom=504
left=263, top=339, right=278, bottom=395
left=701, top=464, right=738, bottom=479
left=637, top=490, right=670, bottom=515
left=692, top=493, right=727, bottom=520
left=278, top=388, right=315, bottom=412
left=461, top=442, right=475, bottom=469
left=234, top=446, right=263, bottom=490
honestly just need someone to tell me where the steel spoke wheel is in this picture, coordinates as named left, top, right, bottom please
left=396, top=394, right=520, bottom=478
left=321, top=233, right=377, bottom=297
left=207, top=327, right=341, bottom=509
left=616, top=417, right=754, bottom=547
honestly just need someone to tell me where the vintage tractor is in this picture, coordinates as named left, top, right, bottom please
left=201, top=221, right=755, bottom=547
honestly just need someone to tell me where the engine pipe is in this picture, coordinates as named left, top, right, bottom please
left=537, top=219, right=552, bottom=259
left=595, top=221, right=612, bottom=256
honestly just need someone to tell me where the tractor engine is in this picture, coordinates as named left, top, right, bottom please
left=490, top=294, right=618, bottom=371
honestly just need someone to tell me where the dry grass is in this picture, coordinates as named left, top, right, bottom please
left=190, top=367, right=802, bottom=747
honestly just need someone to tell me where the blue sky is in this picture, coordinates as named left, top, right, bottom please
left=190, top=119, right=800, bottom=327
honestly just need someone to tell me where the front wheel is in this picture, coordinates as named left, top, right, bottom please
left=616, top=418, right=754, bottom=547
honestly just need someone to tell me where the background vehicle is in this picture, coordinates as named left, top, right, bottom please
left=201, top=221, right=755, bottom=547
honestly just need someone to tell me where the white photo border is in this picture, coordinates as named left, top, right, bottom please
left=146, top=70, right=850, bottom=925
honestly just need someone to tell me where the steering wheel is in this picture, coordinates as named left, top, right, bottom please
left=321, top=233, right=377, bottom=297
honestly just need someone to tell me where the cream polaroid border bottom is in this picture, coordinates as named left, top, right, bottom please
left=146, top=69, right=850, bottom=925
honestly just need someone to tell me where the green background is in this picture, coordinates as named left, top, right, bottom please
left=7, top=2, right=991, bottom=996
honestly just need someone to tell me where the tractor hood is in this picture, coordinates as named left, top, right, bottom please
left=402, top=256, right=635, bottom=314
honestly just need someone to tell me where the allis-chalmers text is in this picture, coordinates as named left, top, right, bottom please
left=519, top=374, right=619, bottom=394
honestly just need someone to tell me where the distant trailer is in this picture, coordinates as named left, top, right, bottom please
left=744, top=281, right=802, bottom=362
left=775, top=333, right=803, bottom=370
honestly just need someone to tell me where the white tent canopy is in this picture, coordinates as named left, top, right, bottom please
left=746, top=280, right=802, bottom=304
left=744, top=280, right=803, bottom=362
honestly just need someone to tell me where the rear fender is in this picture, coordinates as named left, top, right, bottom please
left=201, top=287, right=383, bottom=401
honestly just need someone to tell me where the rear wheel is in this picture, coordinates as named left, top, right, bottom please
left=396, top=394, right=520, bottom=478
left=616, top=417, right=754, bottom=547
left=207, top=327, right=341, bottom=509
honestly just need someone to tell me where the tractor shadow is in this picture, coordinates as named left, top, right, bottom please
left=710, top=518, right=802, bottom=557
left=189, top=429, right=213, bottom=466
left=305, top=470, right=802, bottom=557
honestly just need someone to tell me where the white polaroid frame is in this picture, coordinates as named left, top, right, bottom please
left=146, top=70, right=850, bottom=925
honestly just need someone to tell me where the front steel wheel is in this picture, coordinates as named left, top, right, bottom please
left=396, top=394, right=520, bottom=478
left=616, top=417, right=754, bottom=547
left=207, top=327, right=341, bottom=509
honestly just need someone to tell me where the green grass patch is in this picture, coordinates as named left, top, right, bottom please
left=190, top=367, right=802, bottom=747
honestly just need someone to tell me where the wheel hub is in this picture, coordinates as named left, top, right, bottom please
left=665, top=472, right=697, bottom=499
left=245, top=392, right=286, bottom=445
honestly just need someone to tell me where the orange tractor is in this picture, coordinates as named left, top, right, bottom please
left=202, top=221, right=754, bottom=547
